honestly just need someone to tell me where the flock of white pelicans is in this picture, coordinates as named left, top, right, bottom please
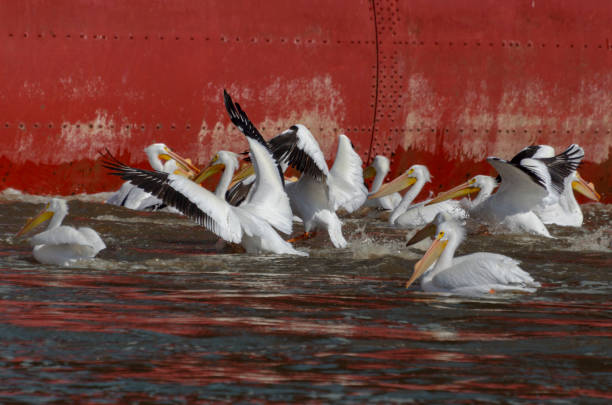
left=14, top=91, right=602, bottom=297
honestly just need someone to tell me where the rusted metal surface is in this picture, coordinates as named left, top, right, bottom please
left=0, top=0, right=610, bottom=201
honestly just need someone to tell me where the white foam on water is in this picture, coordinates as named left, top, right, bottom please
left=93, top=214, right=198, bottom=227
left=0, top=188, right=114, bottom=203
left=558, top=227, right=612, bottom=252
left=346, top=223, right=421, bottom=260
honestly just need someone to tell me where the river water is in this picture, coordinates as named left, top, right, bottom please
left=0, top=190, right=610, bottom=403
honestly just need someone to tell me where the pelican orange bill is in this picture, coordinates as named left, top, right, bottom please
left=406, top=232, right=448, bottom=288
left=572, top=172, right=601, bottom=201
left=369, top=171, right=417, bottom=199
left=15, top=203, right=53, bottom=238
left=425, top=180, right=481, bottom=206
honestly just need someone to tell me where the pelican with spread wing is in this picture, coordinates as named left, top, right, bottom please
left=268, top=125, right=367, bottom=248
left=103, top=90, right=306, bottom=256
left=427, top=144, right=585, bottom=236
left=510, top=145, right=601, bottom=227
left=106, top=143, right=199, bottom=211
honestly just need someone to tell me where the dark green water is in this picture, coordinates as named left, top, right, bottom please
left=0, top=192, right=610, bottom=403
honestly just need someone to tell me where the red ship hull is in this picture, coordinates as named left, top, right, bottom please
left=1, top=0, right=610, bottom=201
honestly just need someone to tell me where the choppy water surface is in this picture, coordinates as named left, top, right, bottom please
left=0, top=191, right=610, bottom=403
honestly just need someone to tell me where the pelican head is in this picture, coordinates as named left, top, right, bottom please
left=192, top=151, right=240, bottom=184
left=406, top=219, right=465, bottom=288
left=570, top=171, right=601, bottom=201
left=426, top=175, right=498, bottom=206
left=15, top=198, right=68, bottom=237
left=144, top=143, right=199, bottom=175
left=406, top=211, right=455, bottom=246
left=363, top=155, right=390, bottom=180
left=369, top=164, right=431, bottom=199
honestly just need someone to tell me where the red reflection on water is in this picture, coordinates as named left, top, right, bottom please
left=0, top=294, right=515, bottom=342
left=338, top=348, right=507, bottom=363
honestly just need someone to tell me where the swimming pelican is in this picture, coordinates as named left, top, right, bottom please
left=492, top=144, right=599, bottom=226
left=474, top=144, right=584, bottom=235
left=15, top=198, right=106, bottom=266
left=106, top=143, right=199, bottom=211
left=405, top=214, right=540, bottom=297
left=103, top=91, right=306, bottom=256
left=369, top=164, right=465, bottom=228
left=534, top=170, right=601, bottom=226
left=427, top=145, right=584, bottom=236
left=425, top=175, right=499, bottom=213
left=505, top=145, right=601, bottom=227
left=267, top=126, right=367, bottom=248
left=363, top=155, right=402, bottom=210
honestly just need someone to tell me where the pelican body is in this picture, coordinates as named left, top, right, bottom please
left=406, top=216, right=540, bottom=297
left=370, top=164, right=465, bottom=228
left=16, top=199, right=106, bottom=266
left=498, top=145, right=600, bottom=227
left=476, top=145, right=584, bottom=236
left=270, top=125, right=367, bottom=248
left=534, top=171, right=600, bottom=226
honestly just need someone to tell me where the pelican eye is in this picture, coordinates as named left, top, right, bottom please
left=438, top=231, right=445, bottom=239
left=408, top=169, right=414, bottom=174
left=211, top=154, right=219, bottom=164
left=468, top=178, right=476, bottom=184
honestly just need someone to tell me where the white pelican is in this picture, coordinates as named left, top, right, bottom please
left=106, top=143, right=199, bottom=211
left=103, top=90, right=306, bottom=256
left=534, top=171, right=600, bottom=226
left=405, top=214, right=540, bottom=297
left=369, top=164, right=465, bottom=228
left=363, top=155, right=402, bottom=210
left=328, top=134, right=369, bottom=213
left=427, top=145, right=584, bottom=237
left=191, top=150, right=241, bottom=199
left=268, top=126, right=367, bottom=248
left=15, top=198, right=106, bottom=266
left=507, top=145, right=601, bottom=227
left=426, top=175, right=499, bottom=212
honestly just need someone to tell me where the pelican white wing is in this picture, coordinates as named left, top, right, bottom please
left=485, top=157, right=549, bottom=213
left=233, top=138, right=293, bottom=235
left=103, top=158, right=243, bottom=244
left=328, top=134, right=368, bottom=213
left=31, top=226, right=105, bottom=253
left=430, top=252, right=540, bottom=295
left=269, top=124, right=329, bottom=181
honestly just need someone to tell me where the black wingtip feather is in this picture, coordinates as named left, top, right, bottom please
left=223, top=89, right=285, bottom=186
left=269, top=127, right=326, bottom=182
left=223, top=89, right=267, bottom=147
left=541, top=144, right=584, bottom=194
left=101, top=153, right=231, bottom=237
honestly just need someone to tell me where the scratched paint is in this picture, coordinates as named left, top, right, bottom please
left=0, top=0, right=610, bottom=201
left=399, top=74, right=612, bottom=164
left=57, top=111, right=133, bottom=164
